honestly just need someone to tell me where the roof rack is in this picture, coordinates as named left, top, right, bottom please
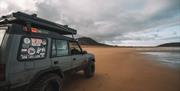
left=0, top=12, right=77, bottom=35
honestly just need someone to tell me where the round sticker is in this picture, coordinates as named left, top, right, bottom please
left=24, top=38, right=31, bottom=44
left=42, top=40, right=47, bottom=45
left=28, top=47, right=36, bottom=55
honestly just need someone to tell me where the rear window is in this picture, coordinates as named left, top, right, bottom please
left=18, top=37, right=48, bottom=60
left=0, top=28, right=7, bottom=46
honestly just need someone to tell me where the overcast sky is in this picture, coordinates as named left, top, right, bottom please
left=0, top=0, right=180, bottom=46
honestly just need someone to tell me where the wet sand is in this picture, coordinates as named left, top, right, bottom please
left=63, top=47, right=180, bottom=91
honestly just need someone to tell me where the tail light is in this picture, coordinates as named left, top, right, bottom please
left=31, top=28, right=38, bottom=33
left=0, top=64, right=5, bottom=81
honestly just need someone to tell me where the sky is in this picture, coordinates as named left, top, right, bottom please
left=0, top=0, right=180, bottom=46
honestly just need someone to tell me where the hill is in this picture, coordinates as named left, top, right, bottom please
left=158, top=42, right=180, bottom=47
left=77, top=37, right=110, bottom=46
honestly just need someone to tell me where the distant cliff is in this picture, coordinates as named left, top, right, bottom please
left=77, top=37, right=110, bottom=46
left=158, top=42, right=180, bottom=47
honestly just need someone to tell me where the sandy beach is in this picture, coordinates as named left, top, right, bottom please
left=63, top=47, right=180, bottom=91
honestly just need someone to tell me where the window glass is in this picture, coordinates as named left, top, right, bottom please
left=51, top=40, right=56, bottom=57
left=19, top=37, right=47, bottom=60
left=69, top=42, right=82, bottom=55
left=56, top=40, right=69, bottom=56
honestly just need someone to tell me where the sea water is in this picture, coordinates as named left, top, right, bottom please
left=142, top=52, right=180, bottom=70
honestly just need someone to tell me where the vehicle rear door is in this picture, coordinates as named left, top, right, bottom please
left=51, top=39, right=72, bottom=71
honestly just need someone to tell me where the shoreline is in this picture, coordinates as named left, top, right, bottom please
left=135, top=47, right=180, bottom=52
left=139, top=52, right=180, bottom=70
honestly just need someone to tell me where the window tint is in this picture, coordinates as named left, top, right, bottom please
left=51, top=39, right=69, bottom=57
left=18, top=37, right=47, bottom=60
left=69, top=42, right=82, bottom=55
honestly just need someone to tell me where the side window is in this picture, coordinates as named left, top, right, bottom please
left=69, top=41, right=82, bottom=55
left=18, top=37, right=47, bottom=60
left=51, top=39, right=69, bottom=57
left=51, top=40, right=56, bottom=57
left=56, top=40, right=69, bottom=56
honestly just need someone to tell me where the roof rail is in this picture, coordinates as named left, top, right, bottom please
left=0, top=12, right=77, bottom=35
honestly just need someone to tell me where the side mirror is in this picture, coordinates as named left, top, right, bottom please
left=82, top=50, right=87, bottom=54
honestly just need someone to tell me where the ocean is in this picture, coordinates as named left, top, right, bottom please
left=141, top=52, right=180, bottom=70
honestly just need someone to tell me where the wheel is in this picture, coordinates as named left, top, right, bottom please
left=84, top=61, right=95, bottom=78
left=30, top=73, right=63, bottom=91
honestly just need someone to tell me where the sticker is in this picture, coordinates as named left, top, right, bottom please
left=40, top=53, right=45, bottom=57
left=31, top=38, right=42, bottom=46
left=42, top=40, right=47, bottom=45
left=35, top=55, right=41, bottom=58
left=21, top=54, right=28, bottom=59
left=21, top=49, right=27, bottom=52
left=22, top=44, right=30, bottom=48
left=24, top=38, right=31, bottom=44
left=36, top=47, right=41, bottom=54
left=28, top=47, right=36, bottom=55
left=36, top=47, right=46, bottom=54
left=29, top=55, right=35, bottom=59
left=41, top=47, right=46, bottom=52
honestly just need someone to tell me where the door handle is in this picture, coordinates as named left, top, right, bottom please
left=54, top=61, right=58, bottom=64
left=73, top=58, right=76, bottom=61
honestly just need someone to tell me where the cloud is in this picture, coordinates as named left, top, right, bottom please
left=0, top=0, right=37, bottom=14
left=0, top=0, right=179, bottom=46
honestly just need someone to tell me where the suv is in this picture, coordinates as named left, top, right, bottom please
left=0, top=12, right=95, bottom=91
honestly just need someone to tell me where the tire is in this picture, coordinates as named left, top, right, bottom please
left=30, top=73, right=63, bottom=91
left=84, top=61, right=95, bottom=78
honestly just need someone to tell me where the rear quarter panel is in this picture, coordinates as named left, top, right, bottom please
left=6, top=34, right=52, bottom=88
